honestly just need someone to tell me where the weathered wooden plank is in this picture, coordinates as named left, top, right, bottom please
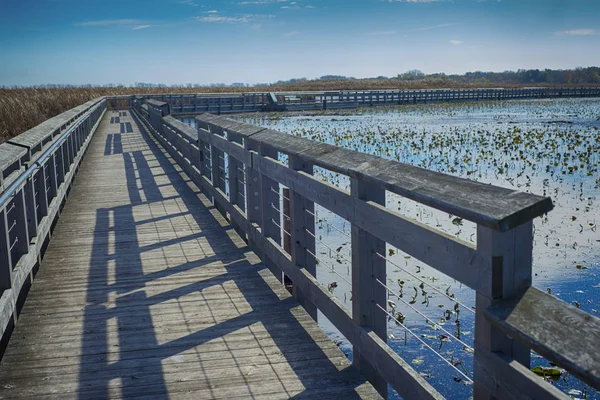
left=248, top=229, right=443, bottom=400
left=0, top=102, right=106, bottom=340
left=197, top=114, right=553, bottom=231
left=474, top=347, right=569, bottom=400
left=351, top=177, right=387, bottom=397
left=289, top=155, right=317, bottom=320
left=162, top=115, right=198, bottom=142
left=485, top=286, right=600, bottom=389
left=0, top=109, right=380, bottom=400
left=253, top=153, right=486, bottom=291
left=0, top=143, right=27, bottom=185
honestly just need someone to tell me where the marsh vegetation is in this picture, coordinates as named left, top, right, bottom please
left=230, top=98, right=600, bottom=399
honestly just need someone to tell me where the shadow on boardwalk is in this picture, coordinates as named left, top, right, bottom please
left=75, top=112, right=376, bottom=399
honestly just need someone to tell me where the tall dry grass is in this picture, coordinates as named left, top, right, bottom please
left=0, top=80, right=594, bottom=143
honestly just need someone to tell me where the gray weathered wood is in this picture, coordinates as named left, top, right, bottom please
left=474, top=346, right=569, bottom=400
left=0, top=100, right=106, bottom=341
left=0, top=109, right=380, bottom=400
left=247, top=226, right=443, bottom=400
left=252, top=153, right=487, bottom=291
left=474, top=222, right=533, bottom=399
left=257, top=143, right=283, bottom=283
left=485, top=286, right=600, bottom=389
left=196, top=114, right=553, bottom=232
left=289, top=155, right=316, bottom=321
left=351, top=178, right=387, bottom=398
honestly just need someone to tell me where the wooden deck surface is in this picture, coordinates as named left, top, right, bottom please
left=0, top=111, right=379, bottom=399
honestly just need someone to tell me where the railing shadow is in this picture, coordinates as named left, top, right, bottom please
left=77, top=112, right=373, bottom=398
left=104, top=133, right=122, bottom=155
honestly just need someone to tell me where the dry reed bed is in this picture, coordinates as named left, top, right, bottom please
left=0, top=82, right=596, bottom=143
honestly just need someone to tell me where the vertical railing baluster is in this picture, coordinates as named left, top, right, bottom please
left=351, top=177, right=387, bottom=398
left=227, top=132, right=245, bottom=238
left=36, top=164, right=49, bottom=220
left=210, top=129, right=227, bottom=218
left=12, top=188, right=30, bottom=266
left=56, top=144, right=65, bottom=186
left=473, top=221, right=533, bottom=399
left=257, top=142, right=283, bottom=282
left=289, top=155, right=317, bottom=320
left=0, top=208, right=13, bottom=288
left=243, top=137, right=266, bottom=265
left=23, top=178, right=38, bottom=242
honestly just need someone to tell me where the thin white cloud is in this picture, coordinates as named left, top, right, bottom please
left=419, top=22, right=458, bottom=30
left=366, top=30, right=396, bottom=36
left=238, top=0, right=287, bottom=4
left=208, top=10, right=218, bottom=13
left=177, top=0, right=198, bottom=6
left=77, top=19, right=139, bottom=27
left=449, top=39, right=463, bottom=45
left=195, top=13, right=275, bottom=24
left=132, top=25, right=151, bottom=30
left=196, top=15, right=250, bottom=23
left=557, top=29, right=597, bottom=36
left=284, top=31, right=299, bottom=36
left=387, top=0, right=445, bottom=3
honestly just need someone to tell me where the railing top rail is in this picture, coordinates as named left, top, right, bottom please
left=8, top=97, right=103, bottom=148
left=0, top=98, right=106, bottom=208
left=0, top=144, right=28, bottom=176
left=195, top=113, right=553, bottom=231
left=485, top=286, right=600, bottom=389
left=163, top=116, right=198, bottom=142
left=146, top=99, right=168, bottom=106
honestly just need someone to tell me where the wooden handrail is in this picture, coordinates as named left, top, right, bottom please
left=485, top=286, right=600, bottom=388
left=0, top=98, right=106, bottom=345
left=132, top=101, right=600, bottom=399
left=196, top=113, right=553, bottom=231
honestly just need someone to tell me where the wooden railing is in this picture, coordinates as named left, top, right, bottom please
left=133, top=99, right=600, bottom=399
left=113, top=86, right=600, bottom=114
left=0, top=98, right=106, bottom=347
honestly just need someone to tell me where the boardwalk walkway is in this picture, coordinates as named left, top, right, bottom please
left=0, top=111, right=379, bottom=399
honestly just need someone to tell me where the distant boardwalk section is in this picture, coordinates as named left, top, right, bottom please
left=107, top=86, right=600, bottom=114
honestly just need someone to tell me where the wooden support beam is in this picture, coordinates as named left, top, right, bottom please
left=289, top=155, right=317, bottom=321
left=351, top=177, right=387, bottom=398
left=473, top=221, right=533, bottom=399
left=258, top=144, right=283, bottom=283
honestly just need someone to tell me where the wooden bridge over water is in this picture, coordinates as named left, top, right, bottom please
left=0, top=90, right=598, bottom=399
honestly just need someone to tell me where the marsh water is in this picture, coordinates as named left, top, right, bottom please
left=182, top=98, right=600, bottom=399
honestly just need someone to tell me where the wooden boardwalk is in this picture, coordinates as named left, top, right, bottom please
left=0, top=111, right=379, bottom=399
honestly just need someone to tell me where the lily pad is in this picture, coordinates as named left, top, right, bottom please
left=531, top=366, right=562, bottom=377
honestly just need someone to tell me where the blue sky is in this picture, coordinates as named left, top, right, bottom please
left=1, top=0, right=599, bottom=86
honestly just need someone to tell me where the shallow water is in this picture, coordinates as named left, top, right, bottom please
left=182, top=98, right=600, bottom=399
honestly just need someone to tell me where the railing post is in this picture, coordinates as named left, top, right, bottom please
left=0, top=208, right=13, bottom=288
left=210, top=130, right=227, bottom=218
left=47, top=153, right=59, bottom=202
left=56, top=144, right=65, bottom=186
left=227, top=132, right=245, bottom=238
left=245, top=139, right=263, bottom=259
left=473, top=221, right=533, bottom=399
left=23, top=179, right=38, bottom=242
left=257, top=142, right=283, bottom=282
left=351, top=177, right=387, bottom=398
left=36, top=165, right=49, bottom=221
left=12, top=188, right=30, bottom=264
left=289, top=155, right=317, bottom=320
